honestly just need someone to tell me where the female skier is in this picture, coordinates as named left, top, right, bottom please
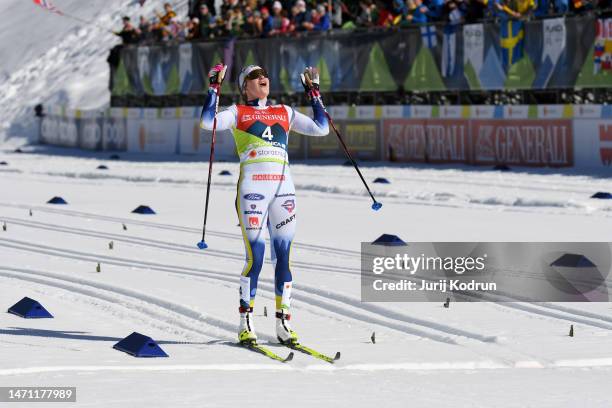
left=200, top=64, right=329, bottom=345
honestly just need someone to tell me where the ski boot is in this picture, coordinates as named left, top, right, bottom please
left=276, top=309, right=298, bottom=345
left=238, top=307, right=257, bottom=344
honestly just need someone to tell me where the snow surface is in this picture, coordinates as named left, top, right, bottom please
left=0, top=0, right=189, bottom=142
left=0, top=148, right=612, bottom=407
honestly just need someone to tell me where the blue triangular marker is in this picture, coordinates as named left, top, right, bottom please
left=372, top=234, right=406, bottom=246
left=591, top=192, right=612, bottom=199
left=8, top=297, right=53, bottom=318
left=550, top=254, right=596, bottom=268
left=373, top=177, right=390, bottom=184
left=47, top=196, right=67, bottom=205
left=113, top=332, right=168, bottom=357
left=132, top=205, right=156, bottom=214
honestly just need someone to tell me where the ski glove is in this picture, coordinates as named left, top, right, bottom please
left=300, top=67, right=321, bottom=101
left=300, top=66, right=327, bottom=125
left=208, top=63, right=227, bottom=92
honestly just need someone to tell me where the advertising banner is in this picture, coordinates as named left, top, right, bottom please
left=57, top=116, right=79, bottom=147
left=40, top=108, right=79, bottom=148
left=40, top=114, right=60, bottom=146
left=126, top=108, right=177, bottom=154
left=343, top=121, right=381, bottom=160
left=39, top=104, right=609, bottom=171
left=178, top=107, right=204, bottom=155
left=383, top=119, right=469, bottom=163
left=472, top=119, right=573, bottom=167
left=573, top=119, right=612, bottom=168
left=79, top=110, right=103, bottom=150
left=307, top=120, right=381, bottom=160
left=102, top=108, right=127, bottom=151
left=111, top=15, right=603, bottom=97
left=307, top=128, right=340, bottom=159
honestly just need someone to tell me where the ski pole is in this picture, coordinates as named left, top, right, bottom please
left=324, top=111, right=382, bottom=211
left=301, top=70, right=382, bottom=211
left=197, top=64, right=227, bottom=249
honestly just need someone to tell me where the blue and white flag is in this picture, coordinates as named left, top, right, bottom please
left=420, top=25, right=437, bottom=49
left=152, top=52, right=171, bottom=95
left=441, top=24, right=457, bottom=77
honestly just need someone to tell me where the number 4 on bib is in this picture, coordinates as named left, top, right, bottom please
left=262, top=126, right=273, bottom=141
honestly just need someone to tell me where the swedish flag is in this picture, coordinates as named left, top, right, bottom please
left=500, top=20, right=524, bottom=70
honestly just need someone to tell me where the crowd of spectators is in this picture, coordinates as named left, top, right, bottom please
left=114, top=0, right=611, bottom=44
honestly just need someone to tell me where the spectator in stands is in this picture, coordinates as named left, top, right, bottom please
left=444, top=0, right=466, bottom=23
left=115, top=16, right=141, bottom=44
left=313, top=4, right=332, bottom=31
left=164, top=16, right=183, bottom=40
left=112, top=0, right=612, bottom=46
left=155, top=3, right=177, bottom=27
left=331, top=0, right=344, bottom=27
left=425, top=0, right=445, bottom=21
left=268, top=1, right=291, bottom=35
left=260, top=7, right=274, bottom=36
left=291, top=0, right=311, bottom=31
left=570, top=0, right=593, bottom=13
left=356, top=0, right=377, bottom=27
left=533, top=0, right=551, bottom=16
left=188, top=0, right=212, bottom=18
left=303, top=3, right=331, bottom=30
left=148, top=17, right=164, bottom=41
left=242, top=10, right=260, bottom=36
left=487, top=0, right=503, bottom=16
left=496, top=0, right=535, bottom=18
left=289, top=4, right=300, bottom=31
left=409, top=0, right=429, bottom=24
left=392, top=0, right=409, bottom=16
left=212, top=16, right=230, bottom=38
left=138, top=16, right=155, bottom=43
left=226, top=7, right=245, bottom=36
left=246, top=0, right=259, bottom=14
left=221, top=0, right=241, bottom=18
left=464, top=0, right=488, bottom=23
left=187, top=17, right=201, bottom=40
left=375, top=0, right=394, bottom=26
left=196, top=4, right=215, bottom=35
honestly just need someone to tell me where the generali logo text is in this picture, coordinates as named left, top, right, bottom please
left=475, top=120, right=572, bottom=166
